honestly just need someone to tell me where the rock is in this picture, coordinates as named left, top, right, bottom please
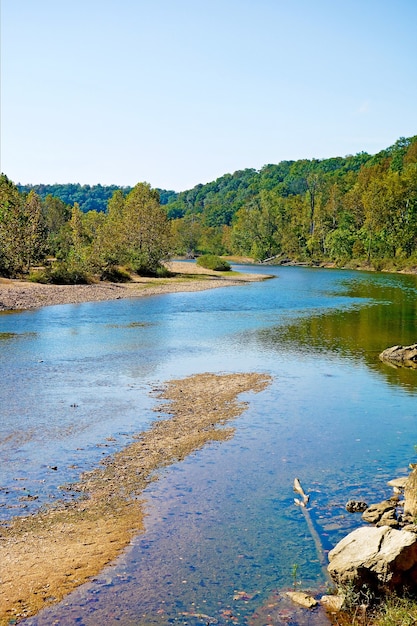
left=320, top=594, right=345, bottom=612
left=328, top=526, right=417, bottom=592
left=285, top=591, right=318, bottom=608
left=404, top=467, right=417, bottom=517
left=403, top=524, right=417, bottom=533
left=377, top=509, right=399, bottom=528
left=379, top=344, right=417, bottom=367
left=362, top=500, right=395, bottom=524
left=346, top=500, right=368, bottom=513
left=388, top=477, right=408, bottom=490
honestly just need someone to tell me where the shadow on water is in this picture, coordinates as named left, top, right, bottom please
left=255, top=269, right=417, bottom=393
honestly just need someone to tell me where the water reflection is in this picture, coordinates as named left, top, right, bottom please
left=255, top=268, right=417, bottom=393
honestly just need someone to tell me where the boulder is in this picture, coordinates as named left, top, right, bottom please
left=346, top=500, right=368, bottom=513
left=378, top=509, right=399, bottom=528
left=285, top=591, right=318, bottom=608
left=320, top=594, right=345, bottom=612
left=379, top=344, right=417, bottom=367
left=328, top=526, right=417, bottom=592
left=388, top=477, right=408, bottom=490
left=404, top=467, right=417, bottom=518
left=361, top=500, right=396, bottom=524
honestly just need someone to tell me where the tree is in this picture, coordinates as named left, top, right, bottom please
left=42, top=194, right=71, bottom=254
left=122, top=183, right=172, bottom=274
left=171, top=214, right=203, bottom=256
left=21, top=191, right=47, bottom=270
left=98, top=183, right=172, bottom=275
left=0, top=174, right=22, bottom=275
left=0, top=175, right=46, bottom=275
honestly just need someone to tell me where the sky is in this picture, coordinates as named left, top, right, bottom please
left=1, top=0, right=416, bottom=192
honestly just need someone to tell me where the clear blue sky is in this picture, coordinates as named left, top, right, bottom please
left=1, top=0, right=416, bottom=192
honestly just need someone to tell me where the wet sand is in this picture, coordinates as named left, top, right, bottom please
left=0, top=372, right=272, bottom=625
left=0, top=261, right=269, bottom=311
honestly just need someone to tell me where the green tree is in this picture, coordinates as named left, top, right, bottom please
left=122, top=183, right=172, bottom=274
left=170, top=214, right=203, bottom=256
left=42, top=194, right=71, bottom=254
left=0, top=174, right=22, bottom=275
left=98, top=183, right=172, bottom=275
left=21, top=191, right=47, bottom=270
left=0, top=176, right=46, bottom=275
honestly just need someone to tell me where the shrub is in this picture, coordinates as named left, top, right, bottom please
left=29, top=263, right=90, bottom=284
left=100, top=266, right=131, bottom=282
left=196, top=255, right=231, bottom=271
left=130, top=261, right=172, bottom=278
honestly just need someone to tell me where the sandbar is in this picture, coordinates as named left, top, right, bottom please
left=0, top=261, right=269, bottom=311
left=0, top=371, right=272, bottom=624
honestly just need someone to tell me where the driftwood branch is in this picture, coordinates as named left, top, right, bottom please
left=293, top=478, right=330, bottom=578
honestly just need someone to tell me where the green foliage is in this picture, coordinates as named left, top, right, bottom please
left=0, top=175, right=47, bottom=276
left=3, top=135, right=417, bottom=279
left=17, top=183, right=177, bottom=213
left=336, top=592, right=417, bottom=626
left=155, top=264, right=172, bottom=278
left=167, top=135, right=417, bottom=266
left=100, top=266, right=131, bottom=282
left=0, top=176, right=173, bottom=281
left=196, top=254, right=231, bottom=271
left=291, top=563, right=300, bottom=589
left=111, top=183, right=172, bottom=275
left=30, top=263, right=90, bottom=284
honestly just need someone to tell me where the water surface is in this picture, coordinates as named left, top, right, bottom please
left=1, top=265, right=417, bottom=624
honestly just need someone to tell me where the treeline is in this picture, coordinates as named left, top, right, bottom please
left=16, top=183, right=177, bottom=213
left=168, top=135, right=417, bottom=267
left=1, top=135, right=417, bottom=282
left=0, top=178, right=171, bottom=282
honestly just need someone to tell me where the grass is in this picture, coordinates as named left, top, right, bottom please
left=330, top=595, right=417, bottom=626
left=370, top=596, right=417, bottom=626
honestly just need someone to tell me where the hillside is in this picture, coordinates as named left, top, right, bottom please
left=4, top=134, right=417, bottom=276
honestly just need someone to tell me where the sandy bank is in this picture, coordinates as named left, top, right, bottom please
left=0, top=371, right=272, bottom=625
left=0, top=261, right=270, bottom=312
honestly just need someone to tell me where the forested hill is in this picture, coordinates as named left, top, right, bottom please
left=169, top=135, right=417, bottom=261
left=16, top=183, right=177, bottom=213
left=7, top=134, right=417, bottom=275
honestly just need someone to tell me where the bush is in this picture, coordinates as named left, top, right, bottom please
left=196, top=255, right=231, bottom=271
left=29, top=264, right=90, bottom=284
left=100, top=265, right=131, bottom=282
left=130, top=261, right=172, bottom=278
left=155, top=264, right=172, bottom=278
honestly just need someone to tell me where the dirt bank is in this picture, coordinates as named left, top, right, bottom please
left=0, top=371, right=272, bottom=624
left=0, top=261, right=269, bottom=311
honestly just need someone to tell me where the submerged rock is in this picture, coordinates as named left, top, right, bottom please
left=379, top=344, right=417, bottom=367
left=285, top=591, right=318, bottom=608
left=346, top=500, right=368, bottom=513
left=320, top=594, right=345, bottom=612
left=328, top=526, right=417, bottom=592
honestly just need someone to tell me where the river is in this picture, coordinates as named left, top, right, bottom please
left=1, top=265, right=417, bottom=625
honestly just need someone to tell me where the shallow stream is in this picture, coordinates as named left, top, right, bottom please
left=1, top=265, right=417, bottom=624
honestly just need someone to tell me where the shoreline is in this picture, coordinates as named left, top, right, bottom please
left=0, top=261, right=270, bottom=312
left=0, top=372, right=272, bottom=625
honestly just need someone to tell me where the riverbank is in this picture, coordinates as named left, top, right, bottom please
left=0, top=371, right=272, bottom=625
left=0, top=261, right=269, bottom=312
